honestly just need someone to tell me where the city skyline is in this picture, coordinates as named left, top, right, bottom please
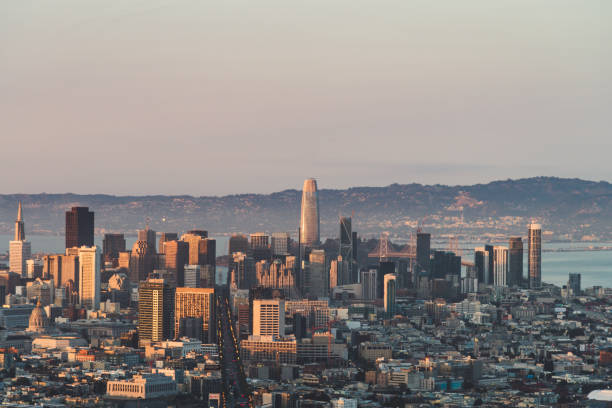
left=1, top=2, right=610, bottom=405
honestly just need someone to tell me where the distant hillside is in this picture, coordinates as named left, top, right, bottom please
left=1, top=177, right=611, bottom=242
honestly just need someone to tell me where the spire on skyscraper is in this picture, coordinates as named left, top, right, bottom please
left=14, top=200, right=25, bottom=241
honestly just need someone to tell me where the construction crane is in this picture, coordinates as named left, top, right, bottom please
left=311, top=320, right=338, bottom=365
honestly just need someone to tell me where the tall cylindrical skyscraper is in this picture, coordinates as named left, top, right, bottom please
left=300, top=178, right=320, bottom=247
left=528, top=223, right=542, bottom=289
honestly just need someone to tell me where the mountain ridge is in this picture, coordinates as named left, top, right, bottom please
left=1, top=177, right=611, bottom=241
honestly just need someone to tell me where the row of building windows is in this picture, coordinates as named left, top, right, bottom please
left=109, top=383, right=143, bottom=393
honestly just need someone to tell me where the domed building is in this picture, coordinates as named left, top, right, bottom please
left=27, top=299, right=49, bottom=333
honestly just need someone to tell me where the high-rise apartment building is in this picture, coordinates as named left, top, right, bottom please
left=300, top=178, right=320, bottom=247
left=253, top=299, right=285, bottom=338
left=65, top=207, right=94, bottom=249
left=9, top=202, right=31, bottom=277
left=508, top=237, right=523, bottom=287
left=78, top=246, right=101, bottom=310
left=493, top=246, right=508, bottom=287
left=384, top=274, right=397, bottom=318
left=103, top=233, right=126, bottom=265
left=174, top=287, right=215, bottom=342
left=528, top=223, right=542, bottom=289
left=139, top=278, right=174, bottom=345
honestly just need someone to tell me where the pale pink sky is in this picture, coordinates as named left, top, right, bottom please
left=1, top=1, right=611, bottom=195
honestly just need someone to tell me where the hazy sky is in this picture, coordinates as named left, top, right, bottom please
left=1, top=1, right=610, bottom=196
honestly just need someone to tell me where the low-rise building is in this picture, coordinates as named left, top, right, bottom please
left=106, top=373, right=177, bottom=399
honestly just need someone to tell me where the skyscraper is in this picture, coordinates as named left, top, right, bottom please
left=139, top=278, right=174, bottom=345
left=9, top=201, right=31, bottom=277
left=103, top=233, right=126, bottom=265
left=493, top=246, right=508, bottom=287
left=384, top=274, right=397, bottom=318
left=568, top=273, right=581, bottom=296
left=174, top=287, right=215, bottom=342
left=300, top=178, right=320, bottom=247
left=138, top=227, right=157, bottom=253
left=484, top=244, right=495, bottom=285
left=78, top=246, right=101, bottom=310
left=377, top=261, right=395, bottom=299
left=181, top=233, right=215, bottom=266
left=65, top=207, right=94, bottom=249
left=303, top=249, right=327, bottom=298
left=329, top=256, right=349, bottom=289
left=474, top=247, right=489, bottom=285
left=130, top=240, right=156, bottom=283
left=416, top=232, right=431, bottom=277
left=184, top=265, right=201, bottom=288
left=158, top=233, right=178, bottom=254
left=230, top=252, right=255, bottom=289
left=508, top=237, right=523, bottom=287
left=163, top=240, right=189, bottom=287
left=253, top=298, right=285, bottom=338
left=528, top=223, right=542, bottom=289
left=361, top=269, right=377, bottom=300
left=229, top=234, right=249, bottom=256
left=339, top=216, right=353, bottom=262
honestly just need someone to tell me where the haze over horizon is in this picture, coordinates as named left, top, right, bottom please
left=2, top=175, right=612, bottom=198
left=2, top=1, right=610, bottom=195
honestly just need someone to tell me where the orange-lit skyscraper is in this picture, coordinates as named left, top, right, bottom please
left=174, top=287, right=215, bottom=342
left=300, top=178, right=320, bottom=247
left=9, top=201, right=31, bottom=277
left=528, top=223, right=542, bottom=289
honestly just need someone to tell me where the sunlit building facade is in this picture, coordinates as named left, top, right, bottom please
left=300, top=178, right=320, bottom=247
